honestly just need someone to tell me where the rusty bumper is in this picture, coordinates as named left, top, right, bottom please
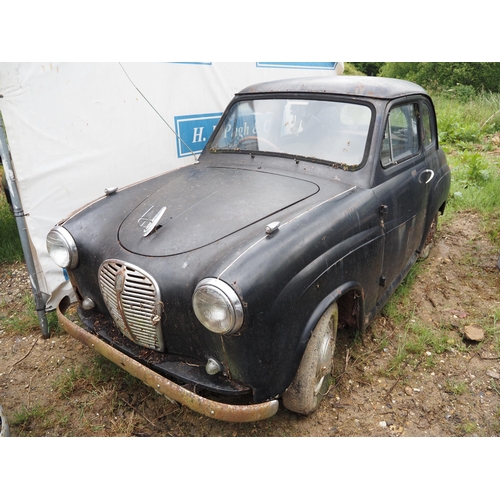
left=57, top=299, right=279, bottom=423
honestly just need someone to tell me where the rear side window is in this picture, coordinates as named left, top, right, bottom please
left=381, top=103, right=419, bottom=167
left=421, top=102, right=433, bottom=148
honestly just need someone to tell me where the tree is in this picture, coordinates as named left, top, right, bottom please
left=379, top=63, right=500, bottom=93
left=349, top=63, right=384, bottom=76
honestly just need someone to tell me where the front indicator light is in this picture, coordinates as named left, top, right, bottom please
left=82, top=297, right=95, bottom=310
left=206, top=358, right=222, bottom=375
left=46, top=226, right=79, bottom=269
left=192, top=278, right=244, bottom=335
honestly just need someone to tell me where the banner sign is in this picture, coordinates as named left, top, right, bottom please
left=256, top=62, right=340, bottom=70
left=0, top=62, right=343, bottom=309
left=174, top=112, right=222, bottom=157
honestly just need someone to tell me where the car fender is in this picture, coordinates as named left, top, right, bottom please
left=419, top=159, right=451, bottom=250
left=298, top=280, right=363, bottom=350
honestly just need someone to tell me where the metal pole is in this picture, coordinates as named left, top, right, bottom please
left=0, top=109, right=50, bottom=338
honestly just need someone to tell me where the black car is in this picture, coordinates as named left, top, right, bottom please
left=48, top=76, right=451, bottom=422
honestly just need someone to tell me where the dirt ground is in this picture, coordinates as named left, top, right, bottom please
left=1, top=211, right=499, bottom=437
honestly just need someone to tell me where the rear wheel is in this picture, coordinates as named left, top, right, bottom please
left=419, top=213, right=438, bottom=260
left=282, top=302, right=338, bottom=415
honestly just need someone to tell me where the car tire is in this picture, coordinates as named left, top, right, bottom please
left=0, top=404, right=9, bottom=437
left=418, top=213, right=438, bottom=261
left=282, top=302, right=338, bottom=415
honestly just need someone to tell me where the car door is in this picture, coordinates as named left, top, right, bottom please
left=374, top=99, right=432, bottom=299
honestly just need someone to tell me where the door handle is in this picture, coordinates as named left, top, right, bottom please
left=419, top=169, right=435, bottom=184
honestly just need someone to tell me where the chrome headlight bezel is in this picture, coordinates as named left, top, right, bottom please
left=46, top=226, right=79, bottom=269
left=192, top=278, right=244, bottom=335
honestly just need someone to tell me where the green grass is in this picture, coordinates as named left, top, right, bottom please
left=433, top=90, right=500, bottom=148
left=384, top=316, right=457, bottom=377
left=10, top=404, right=50, bottom=431
left=444, top=379, right=469, bottom=395
left=53, top=353, right=143, bottom=399
left=1, top=288, right=61, bottom=335
left=488, top=308, right=500, bottom=355
left=0, top=166, right=24, bottom=263
left=381, top=262, right=422, bottom=323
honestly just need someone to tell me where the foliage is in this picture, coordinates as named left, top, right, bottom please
left=447, top=155, right=500, bottom=251
left=434, top=91, right=500, bottom=223
left=454, top=151, right=490, bottom=186
left=434, top=91, right=500, bottom=147
left=379, top=62, right=500, bottom=93
left=348, top=62, right=384, bottom=76
left=380, top=62, right=500, bottom=93
left=342, top=63, right=365, bottom=76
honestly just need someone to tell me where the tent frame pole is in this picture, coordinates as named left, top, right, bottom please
left=0, top=111, right=50, bottom=338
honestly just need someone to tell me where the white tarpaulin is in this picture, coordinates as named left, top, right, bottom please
left=0, top=62, right=343, bottom=311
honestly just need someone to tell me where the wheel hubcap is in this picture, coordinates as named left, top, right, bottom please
left=314, top=328, right=334, bottom=396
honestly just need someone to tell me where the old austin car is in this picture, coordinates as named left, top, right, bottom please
left=48, top=76, right=450, bottom=422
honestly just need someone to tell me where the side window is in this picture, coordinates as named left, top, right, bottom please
left=421, top=102, right=433, bottom=148
left=381, top=103, right=419, bottom=167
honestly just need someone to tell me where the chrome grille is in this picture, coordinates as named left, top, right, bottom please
left=98, top=259, right=164, bottom=352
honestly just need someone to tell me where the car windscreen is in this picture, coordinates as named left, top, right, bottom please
left=209, top=98, right=372, bottom=169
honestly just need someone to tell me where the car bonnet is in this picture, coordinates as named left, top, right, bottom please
left=117, top=166, right=320, bottom=257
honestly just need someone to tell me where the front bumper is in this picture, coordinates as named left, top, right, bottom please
left=57, top=298, right=279, bottom=423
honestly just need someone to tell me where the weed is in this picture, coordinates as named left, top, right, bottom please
left=3, top=292, right=40, bottom=333
left=53, top=353, right=142, bottom=399
left=444, top=378, right=468, bottom=395
left=458, top=421, right=479, bottom=435
left=491, top=381, right=500, bottom=397
left=460, top=151, right=490, bottom=185
left=434, top=90, right=500, bottom=147
left=490, top=309, right=500, bottom=355
left=385, top=324, right=450, bottom=376
left=382, top=264, right=422, bottom=325
left=90, top=354, right=142, bottom=391
left=491, top=409, right=500, bottom=434
left=11, top=404, right=50, bottom=431
left=53, top=365, right=87, bottom=398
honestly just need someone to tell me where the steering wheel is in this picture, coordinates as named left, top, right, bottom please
left=236, top=136, right=280, bottom=152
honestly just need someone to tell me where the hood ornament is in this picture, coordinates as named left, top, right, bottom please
left=138, top=206, right=167, bottom=237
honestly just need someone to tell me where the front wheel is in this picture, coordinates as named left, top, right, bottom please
left=282, top=302, right=338, bottom=415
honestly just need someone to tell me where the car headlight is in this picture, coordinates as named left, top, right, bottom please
left=192, top=278, right=244, bottom=335
left=46, top=226, right=79, bottom=269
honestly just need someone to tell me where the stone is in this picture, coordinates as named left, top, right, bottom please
left=463, top=324, right=485, bottom=341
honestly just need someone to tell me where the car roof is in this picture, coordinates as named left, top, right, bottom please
left=236, top=75, right=427, bottom=100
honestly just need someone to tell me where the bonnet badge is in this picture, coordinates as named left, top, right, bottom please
left=138, top=206, right=167, bottom=237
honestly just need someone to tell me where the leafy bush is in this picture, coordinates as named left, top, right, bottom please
left=348, top=62, right=384, bottom=76
left=434, top=91, right=500, bottom=147
left=379, top=63, right=500, bottom=93
left=342, top=63, right=365, bottom=76
left=456, top=151, right=490, bottom=186
left=448, top=151, right=500, bottom=228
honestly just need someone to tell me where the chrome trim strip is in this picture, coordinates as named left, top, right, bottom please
left=218, top=187, right=356, bottom=279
